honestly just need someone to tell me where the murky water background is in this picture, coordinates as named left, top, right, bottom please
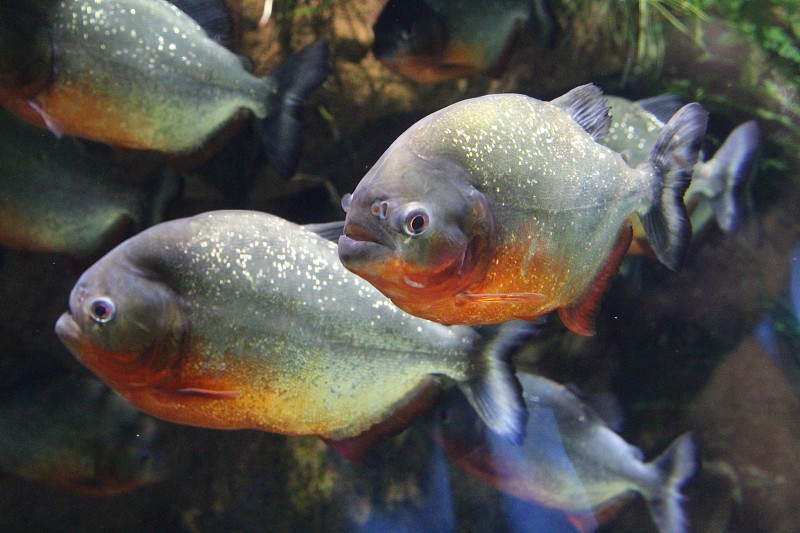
left=1, top=1, right=799, bottom=531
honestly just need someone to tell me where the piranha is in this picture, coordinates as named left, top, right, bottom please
left=55, top=210, right=530, bottom=458
left=371, top=0, right=556, bottom=83
left=0, top=374, right=166, bottom=496
left=0, top=0, right=328, bottom=178
left=338, top=84, right=708, bottom=335
left=0, top=109, right=180, bottom=259
left=600, top=95, right=760, bottom=255
left=431, top=373, right=696, bottom=533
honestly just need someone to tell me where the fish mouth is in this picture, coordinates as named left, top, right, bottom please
left=342, top=223, right=381, bottom=244
left=55, top=312, right=87, bottom=360
left=338, top=223, right=391, bottom=267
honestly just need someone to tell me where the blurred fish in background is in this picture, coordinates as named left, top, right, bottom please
left=599, top=95, right=760, bottom=257
left=371, top=0, right=556, bottom=83
left=432, top=373, right=696, bottom=533
left=755, top=239, right=800, bottom=398
left=0, top=0, right=329, bottom=178
left=0, top=374, right=167, bottom=496
left=0, top=109, right=181, bottom=261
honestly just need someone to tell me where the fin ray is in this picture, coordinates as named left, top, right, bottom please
left=551, top=84, right=611, bottom=141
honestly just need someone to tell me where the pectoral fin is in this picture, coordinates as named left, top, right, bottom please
left=27, top=100, right=64, bottom=138
left=172, top=388, right=242, bottom=399
left=456, top=292, right=546, bottom=304
left=559, top=225, right=632, bottom=336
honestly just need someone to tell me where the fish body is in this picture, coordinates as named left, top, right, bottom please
left=0, top=0, right=328, bottom=177
left=372, top=0, right=555, bottom=83
left=55, top=210, right=527, bottom=453
left=338, top=85, right=707, bottom=334
left=432, top=373, right=696, bottom=533
left=0, top=375, right=166, bottom=496
left=601, top=95, right=760, bottom=253
left=0, top=109, right=179, bottom=258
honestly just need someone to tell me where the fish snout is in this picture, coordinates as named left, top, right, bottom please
left=343, top=223, right=380, bottom=244
left=55, top=311, right=85, bottom=356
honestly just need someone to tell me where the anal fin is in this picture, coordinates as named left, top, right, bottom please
left=559, top=225, right=633, bottom=336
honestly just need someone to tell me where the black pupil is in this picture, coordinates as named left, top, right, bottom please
left=93, top=303, right=110, bottom=319
left=410, top=214, right=426, bottom=233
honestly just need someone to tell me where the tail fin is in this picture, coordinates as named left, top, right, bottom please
left=456, top=320, right=539, bottom=445
left=638, top=103, right=708, bottom=270
left=259, top=41, right=329, bottom=179
left=689, top=120, right=760, bottom=234
left=645, top=432, right=697, bottom=533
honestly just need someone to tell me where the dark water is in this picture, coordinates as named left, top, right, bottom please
left=1, top=1, right=799, bottom=532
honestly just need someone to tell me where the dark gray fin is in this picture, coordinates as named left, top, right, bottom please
left=645, top=432, right=696, bottom=533
left=259, top=41, right=330, bottom=179
left=636, top=94, right=685, bottom=124
left=638, top=103, right=708, bottom=270
left=169, top=0, right=237, bottom=49
left=141, top=167, right=184, bottom=228
left=527, top=0, right=557, bottom=48
left=701, top=120, right=760, bottom=234
left=551, top=84, right=611, bottom=141
left=302, top=220, right=345, bottom=242
left=456, top=321, right=537, bottom=445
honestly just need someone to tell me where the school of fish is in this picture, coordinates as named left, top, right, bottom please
left=0, top=1, right=771, bottom=531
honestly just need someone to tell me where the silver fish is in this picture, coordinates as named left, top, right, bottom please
left=432, top=373, right=696, bottom=533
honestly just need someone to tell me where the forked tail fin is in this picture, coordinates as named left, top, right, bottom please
left=259, top=41, right=329, bottom=178
left=638, top=103, right=708, bottom=270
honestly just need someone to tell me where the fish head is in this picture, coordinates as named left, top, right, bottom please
left=339, top=149, right=495, bottom=304
left=55, top=250, right=187, bottom=392
left=371, top=0, right=447, bottom=64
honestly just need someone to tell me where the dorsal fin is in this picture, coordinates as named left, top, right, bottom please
left=169, top=0, right=238, bottom=49
left=636, top=93, right=684, bottom=124
left=558, top=224, right=632, bottom=335
left=551, top=84, right=611, bottom=141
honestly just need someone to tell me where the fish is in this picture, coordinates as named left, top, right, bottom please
left=0, top=109, right=180, bottom=259
left=338, top=84, right=708, bottom=335
left=431, top=373, right=696, bottom=533
left=54, top=210, right=530, bottom=458
left=600, top=95, right=760, bottom=255
left=0, top=374, right=166, bottom=496
left=755, top=239, right=800, bottom=398
left=0, top=0, right=329, bottom=178
left=371, top=0, right=556, bottom=83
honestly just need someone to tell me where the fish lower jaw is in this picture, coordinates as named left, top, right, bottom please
left=336, top=234, right=391, bottom=266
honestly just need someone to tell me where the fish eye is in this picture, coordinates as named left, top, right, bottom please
left=403, top=208, right=429, bottom=236
left=340, top=193, right=352, bottom=213
left=89, top=297, right=116, bottom=324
